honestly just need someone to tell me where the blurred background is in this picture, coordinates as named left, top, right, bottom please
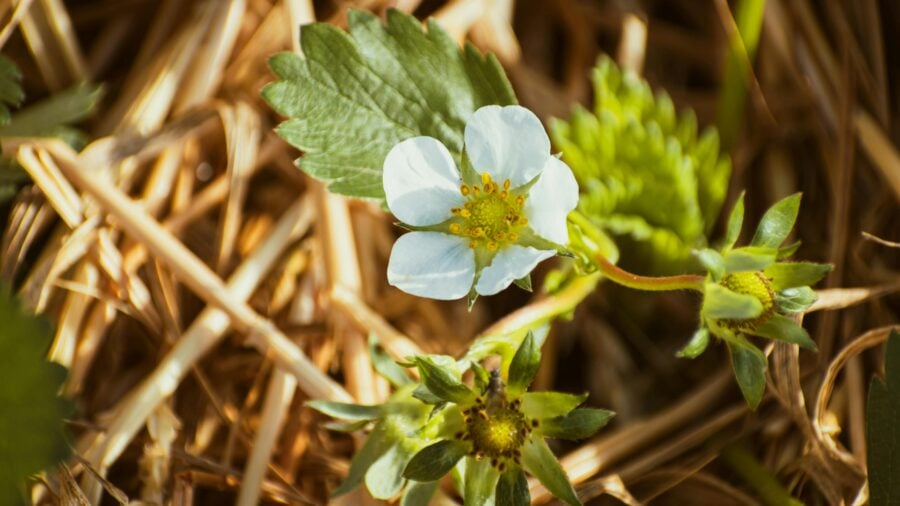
left=1, top=0, right=898, bottom=504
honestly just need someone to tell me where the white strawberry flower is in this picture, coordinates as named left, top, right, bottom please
left=383, top=105, right=578, bottom=301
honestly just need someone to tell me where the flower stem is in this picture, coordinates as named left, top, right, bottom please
left=481, top=272, right=601, bottom=336
left=569, top=211, right=706, bottom=292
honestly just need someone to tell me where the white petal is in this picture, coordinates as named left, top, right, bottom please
left=387, top=232, right=475, bottom=300
left=475, top=245, right=554, bottom=296
left=383, top=136, right=465, bottom=226
left=464, top=105, right=550, bottom=186
left=524, top=156, right=579, bottom=245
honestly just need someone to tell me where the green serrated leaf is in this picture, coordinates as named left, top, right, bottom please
left=722, top=192, right=745, bottom=251
left=677, top=328, right=711, bottom=358
left=723, top=246, right=776, bottom=272
left=703, top=283, right=763, bottom=320
left=413, top=356, right=474, bottom=404
left=306, top=400, right=382, bottom=420
left=508, top=331, right=540, bottom=396
left=496, top=467, right=530, bottom=506
left=0, top=287, right=71, bottom=506
left=727, top=337, right=767, bottom=409
left=368, top=334, right=412, bottom=387
left=539, top=408, right=614, bottom=440
left=521, top=438, right=581, bottom=505
left=764, top=261, right=832, bottom=290
left=520, top=391, right=587, bottom=420
left=749, top=314, right=816, bottom=350
left=867, top=330, right=900, bottom=506
left=263, top=9, right=516, bottom=200
left=403, top=440, right=467, bottom=482
left=0, top=82, right=102, bottom=139
left=775, top=286, right=817, bottom=314
left=750, top=193, right=801, bottom=248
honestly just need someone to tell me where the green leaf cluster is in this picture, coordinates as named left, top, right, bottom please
left=0, top=287, right=72, bottom=505
left=551, top=56, right=730, bottom=274
left=0, top=56, right=102, bottom=204
left=684, top=193, right=831, bottom=408
left=307, top=333, right=613, bottom=505
left=867, top=330, right=900, bottom=506
left=263, top=9, right=516, bottom=201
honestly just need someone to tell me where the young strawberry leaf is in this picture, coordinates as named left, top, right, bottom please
left=263, top=9, right=516, bottom=201
left=0, top=287, right=72, bottom=505
left=507, top=331, right=540, bottom=395
left=750, top=193, right=800, bottom=248
left=727, top=337, right=766, bottom=409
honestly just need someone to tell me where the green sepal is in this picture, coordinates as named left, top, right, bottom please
left=368, top=334, right=412, bottom=387
left=508, top=330, right=540, bottom=396
left=539, top=408, right=614, bottom=440
left=323, top=419, right=371, bottom=432
left=750, top=193, right=801, bottom=248
left=748, top=314, right=816, bottom=350
left=722, top=191, right=745, bottom=251
left=366, top=441, right=412, bottom=499
left=677, top=328, right=711, bottom=359
left=496, top=466, right=530, bottom=506
left=464, top=456, right=500, bottom=506
left=403, top=439, right=468, bottom=482
left=723, top=246, right=776, bottom=273
left=471, top=362, right=491, bottom=393
left=413, top=356, right=474, bottom=404
left=306, top=400, right=382, bottom=421
left=521, top=438, right=581, bottom=505
left=777, top=241, right=801, bottom=259
left=764, top=262, right=832, bottom=290
left=775, top=287, right=817, bottom=314
left=520, top=391, right=588, bottom=419
left=401, top=481, right=439, bottom=506
left=513, top=274, right=533, bottom=292
left=726, top=336, right=767, bottom=409
left=703, top=283, right=763, bottom=320
left=412, top=384, right=446, bottom=405
left=695, top=248, right=724, bottom=280
left=332, top=422, right=392, bottom=497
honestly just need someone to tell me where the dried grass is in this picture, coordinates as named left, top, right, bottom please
left=1, top=0, right=898, bottom=504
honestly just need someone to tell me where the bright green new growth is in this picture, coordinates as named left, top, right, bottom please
left=0, top=287, right=72, bottom=505
left=687, top=193, right=831, bottom=408
left=551, top=57, right=731, bottom=274
left=262, top=9, right=516, bottom=201
left=307, top=333, right=614, bottom=505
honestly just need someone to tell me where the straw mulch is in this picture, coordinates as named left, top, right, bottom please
left=1, top=0, right=898, bottom=504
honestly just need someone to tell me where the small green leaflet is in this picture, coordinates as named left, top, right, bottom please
left=263, top=9, right=517, bottom=201
left=867, top=330, right=900, bottom=506
left=0, top=287, right=72, bottom=505
left=0, top=55, right=23, bottom=126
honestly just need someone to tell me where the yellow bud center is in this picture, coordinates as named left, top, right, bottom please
left=451, top=173, right=527, bottom=250
left=719, top=271, right=775, bottom=329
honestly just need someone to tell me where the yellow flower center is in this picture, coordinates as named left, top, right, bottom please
left=719, top=271, right=776, bottom=329
left=455, top=372, right=534, bottom=471
left=449, top=172, right=528, bottom=251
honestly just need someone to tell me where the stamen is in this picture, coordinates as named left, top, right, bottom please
left=499, top=190, right=508, bottom=199
left=487, top=241, right=498, bottom=251
left=503, top=179, right=511, bottom=190
left=460, top=184, right=470, bottom=196
left=460, top=209, right=471, bottom=218
left=508, top=232, right=518, bottom=242
left=481, top=172, right=492, bottom=185
left=515, top=195, right=525, bottom=206
left=449, top=223, right=461, bottom=233
left=472, top=185, right=481, bottom=195
left=451, top=207, right=461, bottom=215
